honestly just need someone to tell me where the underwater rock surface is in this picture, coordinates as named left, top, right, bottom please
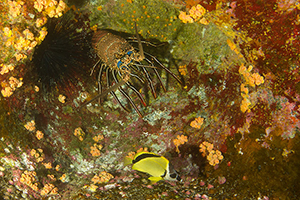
left=0, top=0, right=299, bottom=199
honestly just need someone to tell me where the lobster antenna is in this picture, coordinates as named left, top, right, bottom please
left=134, top=22, right=144, bottom=60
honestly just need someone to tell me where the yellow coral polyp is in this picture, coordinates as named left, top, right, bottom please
left=199, top=17, right=209, bottom=25
left=55, top=164, right=60, bottom=171
left=43, top=162, right=52, bottom=169
left=23, top=29, right=34, bottom=40
left=251, top=72, right=264, bottom=86
left=35, top=17, right=48, bottom=28
left=20, top=170, right=39, bottom=191
left=241, top=98, right=251, bottom=113
left=34, top=0, right=66, bottom=18
left=207, top=150, right=223, bottom=166
left=30, top=148, right=45, bottom=162
left=92, top=171, right=114, bottom=184
left=178, top=65, right=187, bottom=76
left=74, top=127, right=85, bottom=141
left=8, top=0, right=24, bottom=18
left=30, top=149, right=36, bottom=157
left=240, top=83, right=249, bottom=94
left=24, top=120, right=36, bottom=131
left=173, top=135, right=188, bottom=153
left=189, top=4, right=206, bottom=20
left=239, top=63, right=264, bottom=113
left=239, top=64, right=264, bottom=87
left=45, top=6, right=57, bottom=18
left=58, top=94, right=66, bottom=103
left=238, top=64, right=247, bottom=75
left=59, top=173, right=67, bottom=182
left=199, top=141, right=214, bottom=155
left=20, top=170, right=36, bottom=184
left=34, top=1, right=44, bottom=12
left=90, top=143, right=103, bottom=157
left=36, top=27, right=48, bottom=43
left=15, top=53, right=27, bottom=61
left=179, top=4, right=208, bottom=24
left=36, top=130, right=44, bottom=140
left=3, top=27, right=12, bottom=37
left=93, top=134, right=104, bottom=142
left=14, top=36, right=30, bottom=51
left=40, top=183, right=57, bottom=196
left=190, top=117, right=204, bottom=129
left=179, top=11, right=194, bottom=23
left=1, top=87, right=13, bottom=97
left=199, top=141, right=223, bottom=166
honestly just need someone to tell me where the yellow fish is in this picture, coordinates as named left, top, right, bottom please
left=124, top=152, right=181, bottom=183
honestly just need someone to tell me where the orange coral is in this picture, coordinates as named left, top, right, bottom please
left=40, top=183, right=57, bottom=196
left=178, top=64, right=187, bottom=76
left=239, top=64, right=264, bottom=113
left=55, top=164, right=60, bottom=171
left=91, top=171, right=114, bottom=184
left=93, top=134, right=104, bottom=142
left=58, top=94, right=66, bottom=103
left=20, top=170, right=39, bottom=191
left=42, top=162, right=52, bottom=169
left=36, top=130, right=44, bottom=140
left=74, top=127, right=85, bottom=141
left=240, top=98, right=251, bottom=113
left=173, top=135, right=188, bottom=153
left=30, top=148, right=45, bottom=163
left=179, top=11, right=194, bottom=23
left=179, top=4, right=208, bottom=24
left=1, top=76, right=23, bottom=97
left=59, top=174, right=67, bottom=182
left=190, top=117, right=204, bottom=129
left=24, top=120, right=36, bottom=131
left=90, top=144, right=103, bottom=157
left=199, top=141, right=223, bottom=166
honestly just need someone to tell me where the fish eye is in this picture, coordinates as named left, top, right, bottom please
left=170, top=173, right=176, bottom=178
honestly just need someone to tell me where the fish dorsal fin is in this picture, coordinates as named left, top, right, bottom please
left=133, top=152, right=161, bottom=164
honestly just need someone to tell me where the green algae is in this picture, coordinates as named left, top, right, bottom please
left=89, top=0, right=181, bottom=41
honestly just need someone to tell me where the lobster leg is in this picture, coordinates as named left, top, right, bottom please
left=98, top=63, right=105, bottom=95
left=144, top=51, right=182, bottom=84
left=106, top=68, right=130, bottom=113
left=144, top=57, right=167, bottom=92
left=128, top=71, right=145, bottom=84
left=139, top=63, right=157, bottom=99
left=90, top=59, right=101, bottom=76
left=112, top=70, right=143, bottom=117
left=114, top=70, right=147, bottom=107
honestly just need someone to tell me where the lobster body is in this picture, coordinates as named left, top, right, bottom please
left=83, top=28, right=181, bottom=117
left=93, top=31, right=142, bottom=71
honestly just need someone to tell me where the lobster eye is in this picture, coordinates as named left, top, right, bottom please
left=117, top=61, right=123, bottom=68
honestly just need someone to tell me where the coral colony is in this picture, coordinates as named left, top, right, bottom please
left=1, top=0, right=300, bottom=199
